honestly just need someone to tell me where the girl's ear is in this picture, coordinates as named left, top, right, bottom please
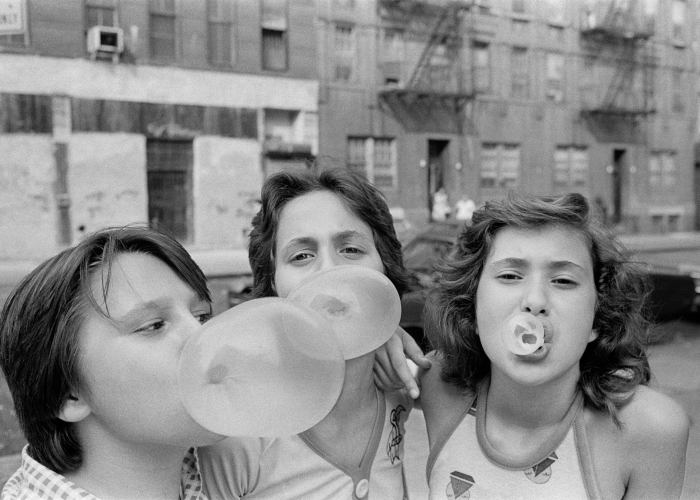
left=588, top=328, right=599, bottom=343
left=58, top=394, right=91, bottom=423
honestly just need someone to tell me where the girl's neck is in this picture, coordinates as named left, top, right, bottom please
left=64, top=435, right=187, bottom=500
left=487, top=370, right=580, bottom=428
left=328, top=353, right=376, bottom=416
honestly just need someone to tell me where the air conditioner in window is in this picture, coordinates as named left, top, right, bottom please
left=87, top=25, right=124, bottom=57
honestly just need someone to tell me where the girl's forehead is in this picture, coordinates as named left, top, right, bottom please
left=277, top=191, right=369, bottom=240
left=488, top=225, right=592, bottom=264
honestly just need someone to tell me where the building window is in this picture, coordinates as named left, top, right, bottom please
left=510, top=46, right=529, bottom=99
left=671, top=0, right=686, bottom=42
left=542, top=0, right=565, bottom=24
left=512, top=19, right=529, bottom=34
left=86, top=1, right=116, bottom=29
left=553, top=146, right=588, bottom=190
left=480, top=143, right=521, bottom=189
left=147, top=139, right=193, bottom=241
left=149, top=0, right=176, bottom=61
left=207, top=0, right=235, bottom=66
left=671, top=67, right=683, bottom=113
left=472, top=41, right=490, bottom=93
left=545, top=52, right=564, bottom=102
left=381, top=28, right=404, bottom=85
left=334, top=23, right=356, bottom=82
left=347, top=137, right=397, bottom=189
left=0, top=0, right=28, bottom=47
left=649, top=151, right=678, bottom=193
left=261, top=0, right=287, bottom=71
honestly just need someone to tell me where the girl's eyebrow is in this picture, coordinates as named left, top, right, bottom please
left=490, top=257, right=586, bottom=272
left=333, top=230, right=371, bottom=245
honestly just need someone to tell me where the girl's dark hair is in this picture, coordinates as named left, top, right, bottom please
left=248, top=168, right=411, bottom=298
left=425, top=192, right=651, bottom=424
left=0, top=226, right=210, bottom=473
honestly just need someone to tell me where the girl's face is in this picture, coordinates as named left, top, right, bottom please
left=475, top=225, right=598, bottom=388
left=75, top=252, right=220, bottom=447
left=273, top=190, right=385, bottom=298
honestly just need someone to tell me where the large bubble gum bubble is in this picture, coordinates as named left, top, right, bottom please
left=287, top=265, right=401, bottom=360
left=178, top=297, right=345, bottom=437
left=503, top=313, right=545, bottom=355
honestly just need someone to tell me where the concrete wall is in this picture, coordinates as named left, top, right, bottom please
left=0, top=135, right=56, bottom=259
left=69, top=133, right=147, bottom=240
left=193, top=136, right=263, bottom=249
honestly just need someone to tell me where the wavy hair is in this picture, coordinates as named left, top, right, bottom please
left=248, top=168, right=410, bottom=298
left=425, top=192, right=650, bottom=425
left=0, top=226, right=210, bottom=472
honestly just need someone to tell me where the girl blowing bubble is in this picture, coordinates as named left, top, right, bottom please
left=419, top=192, right=689, bottom=499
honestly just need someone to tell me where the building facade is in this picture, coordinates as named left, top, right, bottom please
left=317, top=0, right=699, bottom=233
left=0, top=0, right=318, bottom=260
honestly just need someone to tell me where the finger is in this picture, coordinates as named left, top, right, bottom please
left=373, top=361, right=403, bottom=392
left=386, top=335, right=421, bottom=399
left=398, top=328, right=432, bottom=370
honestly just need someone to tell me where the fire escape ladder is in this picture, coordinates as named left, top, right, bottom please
left=406, top=5, right=459, bottom=90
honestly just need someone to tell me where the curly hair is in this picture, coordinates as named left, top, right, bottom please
left=0, top=226, right=210, bottom=473
left=248, top=168, right=411, bottom=298
left=425, top=192, right=651, bottom=425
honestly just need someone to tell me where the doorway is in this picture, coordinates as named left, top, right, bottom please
left=611, top=148, right=626, bottom=225
left=427, top=139, right=450, bottom=221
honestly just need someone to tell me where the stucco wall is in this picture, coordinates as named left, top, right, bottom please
left=193, top=137, right=263, bottom=249
left=0, top=135, right=56, bottom=259
left=69, top=133, right=147, bottom=241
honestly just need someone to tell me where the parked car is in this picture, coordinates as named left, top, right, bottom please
left=398, top=222, right=698, bottom=350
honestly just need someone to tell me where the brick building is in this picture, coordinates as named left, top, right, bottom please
left=317, top=0, right=699, bottom=232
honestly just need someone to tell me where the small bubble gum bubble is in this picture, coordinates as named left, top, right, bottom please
left=504, top=314, right=545, bottom=355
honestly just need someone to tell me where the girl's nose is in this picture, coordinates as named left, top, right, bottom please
left=521, top=280, right=548, bottom=315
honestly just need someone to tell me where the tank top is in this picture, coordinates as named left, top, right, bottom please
left=427, top=380, right=602, bottom=500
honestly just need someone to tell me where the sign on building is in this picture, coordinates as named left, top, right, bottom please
left=0, top=0, right=25, bottom=35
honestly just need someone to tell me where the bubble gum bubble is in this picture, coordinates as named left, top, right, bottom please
left=178, top=297, right=344, bottom=437
left=288, top=266, right=401, bottom=360
left=504, top=314, right=545, bottom=355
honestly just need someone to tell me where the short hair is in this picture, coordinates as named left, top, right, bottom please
left=425, top=192, right=650, bottom=424
left=0, top=226, right=210, bottom=473
left=248, top=168, right=410, bottom=298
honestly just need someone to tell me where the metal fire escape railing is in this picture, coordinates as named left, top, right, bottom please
left=377, top=0, right=474, bottom=132
left=580, top=0, right=656, bottom=118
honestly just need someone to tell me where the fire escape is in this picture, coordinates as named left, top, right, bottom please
left=377, top=0, right=474, bottom=134
left=579, top=0, right=656, bottom=143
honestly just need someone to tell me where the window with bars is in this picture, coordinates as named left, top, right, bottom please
left=261, top=0, right=287, bottom=71
left=510, top=46, right=529, bottom=99
left=480, top=143, right=521, bottom=189
left=649, top=151, right=678, bottom=194
left=149, top=0, right=176, bottom=61
left=334, top=23, right=356, bottom=81
left=346, top=137, right=397, bottom=189
left=472, top=41, right=490, bottom=93
left=207, top=0, right=235, bottom=66
left=553, top=146, right=588, bottom=189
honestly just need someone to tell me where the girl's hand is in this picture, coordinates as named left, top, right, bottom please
left=373, top=327, right=431, bottom=399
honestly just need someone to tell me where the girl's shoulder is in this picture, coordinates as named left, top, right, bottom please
left=584, top=385, right=690, bottom=499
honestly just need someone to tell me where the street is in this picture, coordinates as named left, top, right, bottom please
left=402, top=317, right=700, bottom=500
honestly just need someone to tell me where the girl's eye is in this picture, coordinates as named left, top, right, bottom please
left=136, top=320, right=166, bottom=335
left=290, top=251, right=314, bottom=263
left=196, top=312, right=213, bottom=324
left=497, top=272, right=521, bottom=281
left=340, top=246, right=364, bottom=256
left=552, top=277, right=578, bottom=287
